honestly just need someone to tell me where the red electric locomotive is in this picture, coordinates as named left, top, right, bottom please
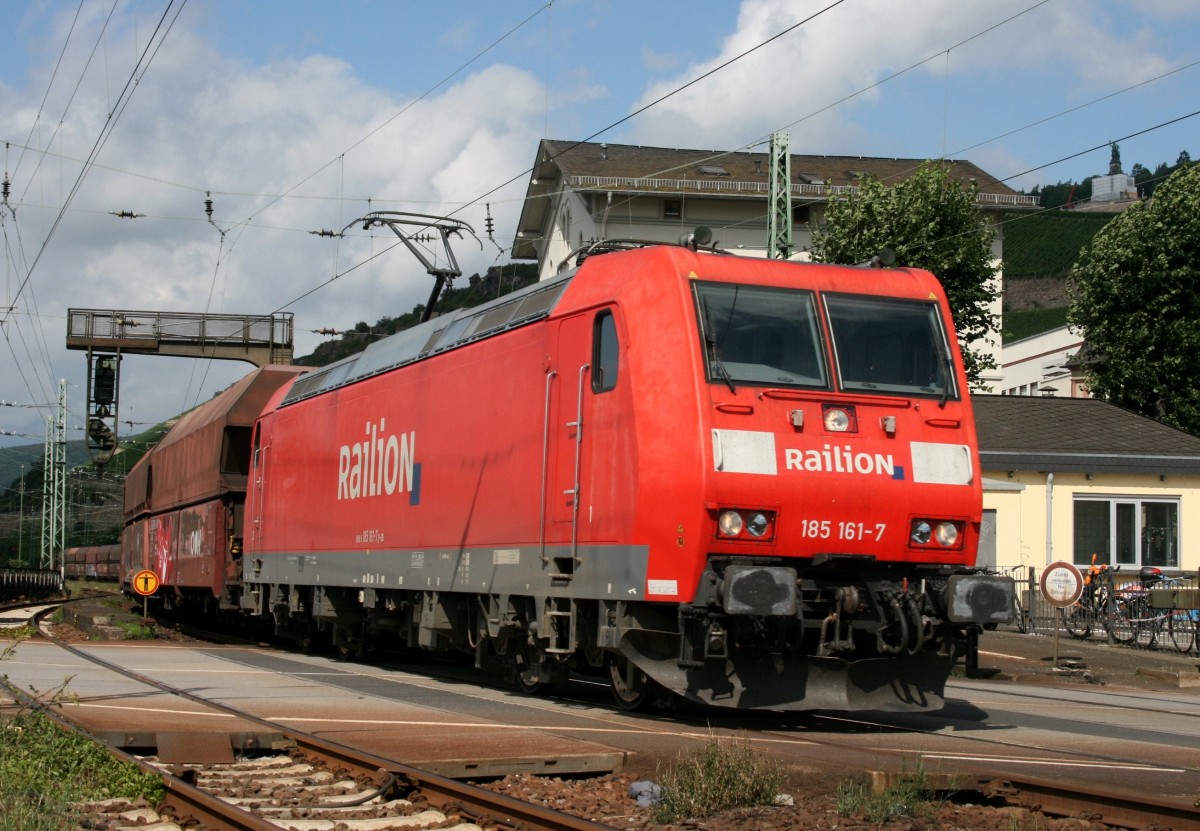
left=239, top=243, right=1012, bottom=711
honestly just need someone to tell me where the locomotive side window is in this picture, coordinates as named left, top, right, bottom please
left=693, top=282, right=827, bottom=389
left=825, top=294, right=956, bottom=399
left=593, top=310, right=619, bottom=392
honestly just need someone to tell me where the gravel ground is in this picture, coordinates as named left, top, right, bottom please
left=476, top=768, right=1121, bottom=831
left=474, top=631, right=1199, bottom=831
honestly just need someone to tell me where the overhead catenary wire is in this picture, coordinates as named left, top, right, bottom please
left=1, top=0, right=187, bottom=328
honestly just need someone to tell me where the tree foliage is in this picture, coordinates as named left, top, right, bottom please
left=808, top=162, right=999, bottom=385
left=1067, top=162, right=1200, bottom=433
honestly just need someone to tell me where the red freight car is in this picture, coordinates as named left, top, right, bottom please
left=239, top=244, right=1012, bottom=711
left=63, top=544, right=121, bottom=581
left=122, top=365, right=305, bottom=611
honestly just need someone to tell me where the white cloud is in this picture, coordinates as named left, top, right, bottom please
left=1, top=6, right=549, bottom=441
left=624, top=0, right=1194, bottom=161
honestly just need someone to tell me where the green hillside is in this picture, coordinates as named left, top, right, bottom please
left=1004, top=307, right=1070, bottom=343
left=1002, top=210, right=1117, bottom=279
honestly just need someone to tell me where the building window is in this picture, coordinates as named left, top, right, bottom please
left=792, top=203, right=810, bottom=224
left=1072, top=496, right=1179, bottom=569
left=663, top=199, right=681, bottom=219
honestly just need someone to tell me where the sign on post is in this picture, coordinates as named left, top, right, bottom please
left=1040, top=560, right=1084, bottom=667
left=132, top=569, right=159, bottom=620
left=132, top=570, right=159, bottom=596
left=1040, top=561, right=1083, bottom=608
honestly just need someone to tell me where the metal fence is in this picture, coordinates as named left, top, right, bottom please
left=993, top=564, right=1200, bottom=655
left=0, top=568, right=64, bottom=601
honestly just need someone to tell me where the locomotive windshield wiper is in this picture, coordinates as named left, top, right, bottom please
left=936, top=345, right=953, bottom=408
left=702, top=298, right=736, bottom=393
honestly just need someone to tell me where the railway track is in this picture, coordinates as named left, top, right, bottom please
left=5, top=609, right=620, bottom=831
left=5, top=601, right=1200, bottom=830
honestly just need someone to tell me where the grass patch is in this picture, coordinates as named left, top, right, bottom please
left=0, top=709, right=164, bottom=829
left=2, top=624, right=39, bottom=641
left=2, top=633, right=163, bottom=831
left=116, top=621, right=157, bottom=640
left=835, top=765, right=946, bottom=824
left=651, top=733, right=786, bottom=823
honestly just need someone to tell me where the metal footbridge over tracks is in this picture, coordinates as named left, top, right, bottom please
left=64, top=308, right=295, bottom=472
left=66, top=309, right=294, bottom=366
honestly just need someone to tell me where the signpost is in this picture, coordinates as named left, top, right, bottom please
left=132, top=569, right=159, bottom=619
left=1040, top=561, right=1084, bottom=667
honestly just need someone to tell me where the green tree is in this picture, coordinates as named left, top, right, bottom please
left=809, top=161, right=999, bottom=385
left=1067, top=162, right=1200, bottom=432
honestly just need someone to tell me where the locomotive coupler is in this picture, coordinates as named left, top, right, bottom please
left=817, top=585, right=859, bottom=656
left=876, top=591, right=912, bottom=655
left=677, top=607, right=729, bottom=668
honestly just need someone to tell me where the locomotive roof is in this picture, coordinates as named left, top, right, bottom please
left=280, top=245, right=948, bottom=406
left=280, top=271, right=574, bottom=406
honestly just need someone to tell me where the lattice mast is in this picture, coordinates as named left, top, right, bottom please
left=767, top=131, right=793, bottom=260
left=40, top=380, right=67, bottom=571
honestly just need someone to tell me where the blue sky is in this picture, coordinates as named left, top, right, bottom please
left=1, top=0, right=1198, bottom=449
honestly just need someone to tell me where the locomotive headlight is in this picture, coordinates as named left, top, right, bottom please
left=822, top=403, right=858, bottom=433
left=935, top=521, right=959, bottom=547
left=718, top=510, right=744, bottom=537
left=715, top=508, right=777, bottom=541
left=746, top=512, right=769, bottom=537
left=823, top=407, right=851, bottom=431
left=910, top=520, right=932, bottom=545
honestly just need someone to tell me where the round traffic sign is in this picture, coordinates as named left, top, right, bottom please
left=132, top=569, right=160, bottom=596
left=1040, top=561, right=1083, bottom=608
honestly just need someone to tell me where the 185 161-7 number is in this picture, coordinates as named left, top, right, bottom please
left=801, top=520, right=885, bottom=541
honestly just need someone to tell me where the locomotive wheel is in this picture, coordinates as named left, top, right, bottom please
left=514, top=644, right=558, bottom=696
left=297, top=621, right=328, bottom=655
left=333, top=625, right=362, bottom=660
left=607, top=655, right=650, bottom=711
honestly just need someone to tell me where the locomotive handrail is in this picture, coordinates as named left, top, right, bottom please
left=539, top=369, right=557, bottom=565
left=569, top=363, right=590, bottom=571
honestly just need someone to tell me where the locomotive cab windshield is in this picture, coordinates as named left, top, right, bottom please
left=826, top=293, right=956, bottom=399
left=694, top=282, right=827, bottom=388
left=694, top=280, right=956, bottom=399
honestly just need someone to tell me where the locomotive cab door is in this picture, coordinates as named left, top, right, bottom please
left=545, top=308, right=624, bottom=575
left=249, top=422, right=269, bottom=551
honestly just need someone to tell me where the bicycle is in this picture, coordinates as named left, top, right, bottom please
left=1012, top=585, right=1028, bottom=634
left=1116, top=568, right=1198, bottom=653
left=1059, top=557, right=1135, bottom=644
left=1099, top=569, right=1195, bottom=653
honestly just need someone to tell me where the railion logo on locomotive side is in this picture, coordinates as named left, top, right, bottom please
left=337, top=418, right=421, bottom=505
